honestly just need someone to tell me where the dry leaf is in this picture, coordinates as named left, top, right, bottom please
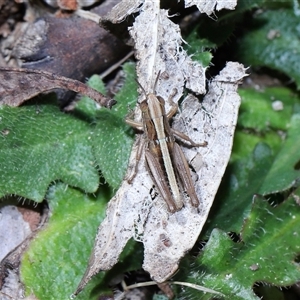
left=74, top=62, right=247, bottom=295
left=0, top=67, right=116, bottom=108
left=129, top=2, right=206, bottom=102
left=184, top=0, right=238, bottom=15
left=104, top=0, right=237, bottom=23
left=143, top=62, right=247, bottom=281
left=105, top=0, right=143, bottom=22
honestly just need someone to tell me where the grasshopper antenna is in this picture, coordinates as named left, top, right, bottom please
left=153, top=70, right=161, bottom=93
left=135, top=78, right=147, bottom=104
left=135, top=70, right=161, bottom=102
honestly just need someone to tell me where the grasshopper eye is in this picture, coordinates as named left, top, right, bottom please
left=140, top=100, right=148, bottom=112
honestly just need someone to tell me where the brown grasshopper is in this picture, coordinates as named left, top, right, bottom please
left=126, top=75, right=207, bottom=213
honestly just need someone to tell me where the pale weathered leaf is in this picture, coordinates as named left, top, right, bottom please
left=105, top=0, right=143, bottom=22
left=105, top=0, right=238, bottom=22
left=184, top=0, right=238, bottom=15
left=74, top=62, right=247, bottom=295
left=130, top=2, right=206, bottom=103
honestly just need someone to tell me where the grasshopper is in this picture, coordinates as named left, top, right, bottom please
left=126, top=75, right=207, bottom=213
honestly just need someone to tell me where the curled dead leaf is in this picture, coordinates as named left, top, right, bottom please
left=0, top=67, right=116, bottom=109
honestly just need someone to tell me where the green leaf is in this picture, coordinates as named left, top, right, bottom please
left=0, top=63, right=137, bottom=201
left=20, top=183, right=110, bottom=300
left=74, top=74, right=107, bottom=118
left=231, top=131, right=281, bottom=162
left=91, top=63, right=137, bottom=189
left=20, top=183, right=143, bottom=300
left=238, top=87, right=297, bottom=131
left=205, top=121, right=299, bottom=234
left=238, top=9, right=300, bottom=89
left=17, top=64, right=140, bottom=299
left=206, top=142, right=275, bottom=233
left=176, top=193, right=300, bottom=300
left=258, top=114, right=300, bottom=194
left=184, top=30, right=213, bottom=67
left=185, top=16, right=234, bottom=52
left=234, top=0, right=282, bottom=13
left=204, top=85, right=300, bottom=233
left=0, top=96, right=99, bottom=201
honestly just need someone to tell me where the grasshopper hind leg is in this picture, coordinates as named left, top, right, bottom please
left=172, top=143, right=200, bottom=207
left=144, top=150, right=181, bottom=213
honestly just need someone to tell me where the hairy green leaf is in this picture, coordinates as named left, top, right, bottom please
left=0, top=63, right=136, bottom=201
left=0, top=96, right=99, bottom=201
left=20, top=183, right=109, bottom=300
left=176, top=192, right=300, bottom=300
left=91, top=63, right=137, bottom=189
left=20, top=182, right=143, bottom=300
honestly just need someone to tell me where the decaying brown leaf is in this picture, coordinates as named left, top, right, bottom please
left=0, top=67, right=116, bottom=108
